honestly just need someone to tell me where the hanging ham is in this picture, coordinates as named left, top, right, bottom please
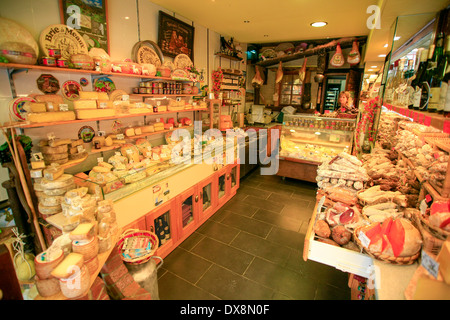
left=347, top=40, right=361, bottom=66
left=252, top=65, right=264, bottom=87
left=276, top=61, right=283, bottom=84
left=330, top=44, right=345, bottom=67
left=298, top=58, right=307, bottom=82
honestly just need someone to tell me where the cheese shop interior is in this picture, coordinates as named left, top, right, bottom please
left=0, top=0, right=449, bottom=303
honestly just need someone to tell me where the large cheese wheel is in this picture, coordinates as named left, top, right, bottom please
left=59, top=265, right=90, bottom=299
left=40, top=174, right=74, bottom=190
left=0, top=17, right=39, bottom=58
left=43, top=152, right=68, bottom=161
left=38, top=195, right=64, bottom=207
left=72, top=236, right=98, bottom=261
left=35, top=275, right=61, bottom=297
left=38, top=202, right=62, bottom=216
left=42, top=183, right=76, bottom=196
left=40, top=144, right=68, bottom=154
left=34, top=248, right=65, bottom=280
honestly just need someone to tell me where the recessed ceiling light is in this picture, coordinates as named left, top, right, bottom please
left=378, top=54, right=386, bottom=57
left=310, top=21, right=328, bottom=28
left=264, top=35, right=269, bottom=37
left=124, top=16, right=130, bottom=20
left=244, top=20, right=250, bottom=23
left=368, top=69, right=374, bottom=71
left=371, top=66, right=378, bottom=68
left=384, top=43, right=389, bottom=48
left=394, top=36, right=401, bottom=41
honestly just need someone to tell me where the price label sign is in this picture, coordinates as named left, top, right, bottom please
left=358, top=231, right=371, bottom=249
left=421, top=250, right=439, bottom=279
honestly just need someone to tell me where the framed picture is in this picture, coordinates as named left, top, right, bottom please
left=158, top=11, right=194, bottom=60
left=59, top=0, right=110, bottom=54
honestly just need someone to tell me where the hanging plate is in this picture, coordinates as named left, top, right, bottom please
left=93, top=76, right=116, bottom=93
left=132, top=40, right=164, bottom=66
left=61, top=80, right=82, bottom=101
left=173, top=54, right=193, bottom=70
left=39, top=24, right=88, bottom=60
left=9, top=96, right=36, bottom=121
left=78, top=125, right=95, bottom=143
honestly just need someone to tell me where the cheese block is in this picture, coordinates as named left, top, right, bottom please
left=43, top=152, right=68, bottom=161
left=69, top=222, right=96, bottom=241
left=38, top=195, right=64, bottom=207
left=71, top=194, right=97, bottom=210
left=43, top=165, right=64, bottom=181
left=50, top=253, right=84, bottom=279
left=139, top=125, right=154, bottom=133
left=92, top=165, right=111, bottom=173
left=40, top=174, right=74, bottom=190
left=154, top=105, right=167, bottom=112
left=44, top=158, right=68, bottom=166
left=73, top=99, right=97, bottom=110
left=135, top=138, right=152, bottom=156
left=104, top=136, right=113, bottom=147
left=75, top=108, right=116, bottom=120
left=120, top=144, right=140, bottom=163
left=38, top=202, right=61, bottom=215
left=69, top=147, right=79, bottom=155
left=42, top=183, right=76, bottom=196
left=98, top=162, right=114, bottom=170
left=41, top=144, right=68, bottom=154
left=79, top=91, right=99, bottom=100
left=125, top=128, right=135, bottom=137
left=97, top=199, right=114, bottom=214
left=31, top=160, right=46, bottom=169
left=70, top=139, right=84, bottom=148
left=413, top=275, right=450, bottom=300
left=69, top=152, right=88, bottom=161
left=128, top=108, right=150, bottom=114
left=437, top=241, right=450, bottom=285
left=34, top=182, right=44, bottom=192
left=48, top=139, right=72, bottom=147
left=92, top=136, right=105, bottom=147
left=28, top=102, right=47, bottom=113
left=27, top=111, right=76, bottom=123
left=134, top=127, right=142, bottom=135
left=64, top=187, right=88, bottom=202
left=111, top=139, right=126, bottom=145
left=35, top=94, right=64, bottom=105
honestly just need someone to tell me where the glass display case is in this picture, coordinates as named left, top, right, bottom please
left=280, top=114, right=356, bottom=163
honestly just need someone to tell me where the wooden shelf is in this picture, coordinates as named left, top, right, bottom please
left=135, top=94, right=195, bottom=97
left=11, top=108, right=207, bottom=129
left=385, top=104, right=450, bottom=133
left=214, top=53, right=243, bottom=61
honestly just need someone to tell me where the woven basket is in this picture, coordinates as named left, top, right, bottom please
left=117, top=229, right=159, bottom=265
left=415, top=210, right=449, bottom=241
left=353, top=226, right=420, bottom=265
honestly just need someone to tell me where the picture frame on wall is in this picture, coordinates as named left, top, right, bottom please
left=59, top=0, right=110, bottom=54
left=158, top=11, right=194, bottom=61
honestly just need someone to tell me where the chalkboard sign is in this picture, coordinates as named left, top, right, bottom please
left=59, top=0, right=110, bottom=54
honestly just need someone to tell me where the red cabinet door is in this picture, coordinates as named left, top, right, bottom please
left=216, top=166, right=228, bottom=207
left=145, top=200, right=178, bottom=258
left=227, top=162, right=240, bottom=196
left=198, top=174, right=216, bottom=221
left=176, top=185, right=199, bottom=240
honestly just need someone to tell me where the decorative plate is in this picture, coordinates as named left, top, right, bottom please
left=260, top=48, right=277, bottom=59
left=173, top=54, right=193, bottom=70
left=39, top=24, right=88, bottom=60
left=36, top=74, right=60, bottom=94
left=93, top=76, right=116, bottom=93
left=132, top=40, right=164, bottom=65
left=9, top=96, right=36, bottom=121
left=78, top=125, right=95, bottom=143
left=61, top=80, right=82, bottom=101
left=171, top=68, right=189, bottom=81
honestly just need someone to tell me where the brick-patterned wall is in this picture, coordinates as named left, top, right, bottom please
left=100, top=245, right=152, bottom=300
left=73, top=276, right=111, bottom=300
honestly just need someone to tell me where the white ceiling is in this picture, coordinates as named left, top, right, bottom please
left=149, top=0, right=449, bottom=68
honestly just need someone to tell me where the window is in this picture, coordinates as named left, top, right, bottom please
left=278, top=73, right=303, bottom=106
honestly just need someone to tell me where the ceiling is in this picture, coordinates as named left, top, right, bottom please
left=149, top=0, right=449, bottom=69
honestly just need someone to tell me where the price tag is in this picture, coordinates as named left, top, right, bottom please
left=135, top=102, right=143, bottom=108
left=32, top=152, right=43, bottom=161
left=122, top=95, right=129, bottom=101
left=115, top=152, right=121, bottom=156
left=59, top=104, right=69, bottom=112
left=99, top=102, right=108, bottom=109
left=126, top=149, right=133, bottom=154
left=421, top=250, right=440, bottom=279
left=97, top=157, right=103, bottom=164
left=146, top=151, right=152, bottom=157
left=358, top=231, right=371, bottom=248
left=317, top=196, right=325, bottom=214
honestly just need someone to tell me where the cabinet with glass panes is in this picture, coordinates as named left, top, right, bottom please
left=280, top=114, right=356, bottom=163
left=279, top=72, right=303, bottom=106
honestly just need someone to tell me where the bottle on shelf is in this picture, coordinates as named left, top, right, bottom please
left=384, top=64, right=395, bottom=104
left=405, top=59, right=415, bottom=109
left=411, top=49, right=428, bottom=110
left=394, top=59, right=407, bottom=107
left=391, top=60, right=401, bottom=105
left=428, top=32, right=445, bottom=113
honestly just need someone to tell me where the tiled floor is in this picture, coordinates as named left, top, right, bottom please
left=157, top=168, right=351, bottom=300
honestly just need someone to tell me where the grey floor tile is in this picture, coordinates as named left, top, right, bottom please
left=252, top=208, right=303, bottom=232
left=162, top=248, right=212, bottom=284
left=190, top=236, right=254, bottom=275
left=220, top=212, right=273, bottom=238
left=158, top=271, right=219, bottom=300
left=196, top=219, right=240, bottom=244
left=196, top=264, right=274, bottom=300
left=266, top=226, right=305, bottom=251
left=243, top=195, right=285, bottom=213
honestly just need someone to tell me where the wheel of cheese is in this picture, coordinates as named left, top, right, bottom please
left=0, top=17, right=39, bottom=58
left=40, top=144, right=68, bottom=154
left=40, top=174, right=74, bottom=190
left=72, top=236, right=98, bottom=261
left=42, top=183, right=76, bottom=196
left=84, top=255, right=99, bottom=275
left=38, top=202, right=62, bottom=216
left=39, top=24, right=88, bottom=60
left=43, top=152, right=69, bottom=161
left=38, top=195, right=64, bottom=207
left=59, top=265, right=90, bottom=299
left=34, top=248, right=64, bottom=280
left=35, top=275, right=61, bottom=297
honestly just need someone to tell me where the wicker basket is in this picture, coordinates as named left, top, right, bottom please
left=353, top=226, right=421, bottom=265
left=415, top=210, right=449, bottom=241
left=117, top=229, right=159, bottom=265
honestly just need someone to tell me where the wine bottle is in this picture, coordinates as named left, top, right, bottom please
left=428, top=32, right=445, bottom=113
left=384, top=64, right=394, bottom=104
left=412, top=49, right=428, bottom=110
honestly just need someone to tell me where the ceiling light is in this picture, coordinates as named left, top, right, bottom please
left=243, top=20, right=250, bottom=23
left=384, top=43, right=388, bottom=48
left=368, top=69, right=374, bottom=71
left=124, top=16, right=130, bottom=20
left=264, top=35, right=269, bottom=37
left=394, top=36, right=401, bottom=41
left=310, top=21, right=328, bottom=28
left=371, top=66, right=378, bottom=68
left=378, top=54, right=386, bottom=57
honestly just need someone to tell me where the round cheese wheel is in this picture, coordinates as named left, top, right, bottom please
left=40, top=174, right=74, bottom=190
left=34, top=248, right=64, bottom=280
left=38, top=202, right=62, bottom=216
left=35, top=275, right=61, bottom=297
left=72, top=236, right=98, bottom=261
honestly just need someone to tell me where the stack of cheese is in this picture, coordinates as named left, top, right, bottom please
left=67, top=139, right=88, bottom=161
left=25, top=94, right=76, bottom=123
left=74, top=91, right=116, bottom=120
left=61, top=187, right=98, bottom=230
left=40, top=138, right=87, bottom=165
left=35, top=173, right=75, bottom=217
left=167, top=98, right=187, bottom=111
